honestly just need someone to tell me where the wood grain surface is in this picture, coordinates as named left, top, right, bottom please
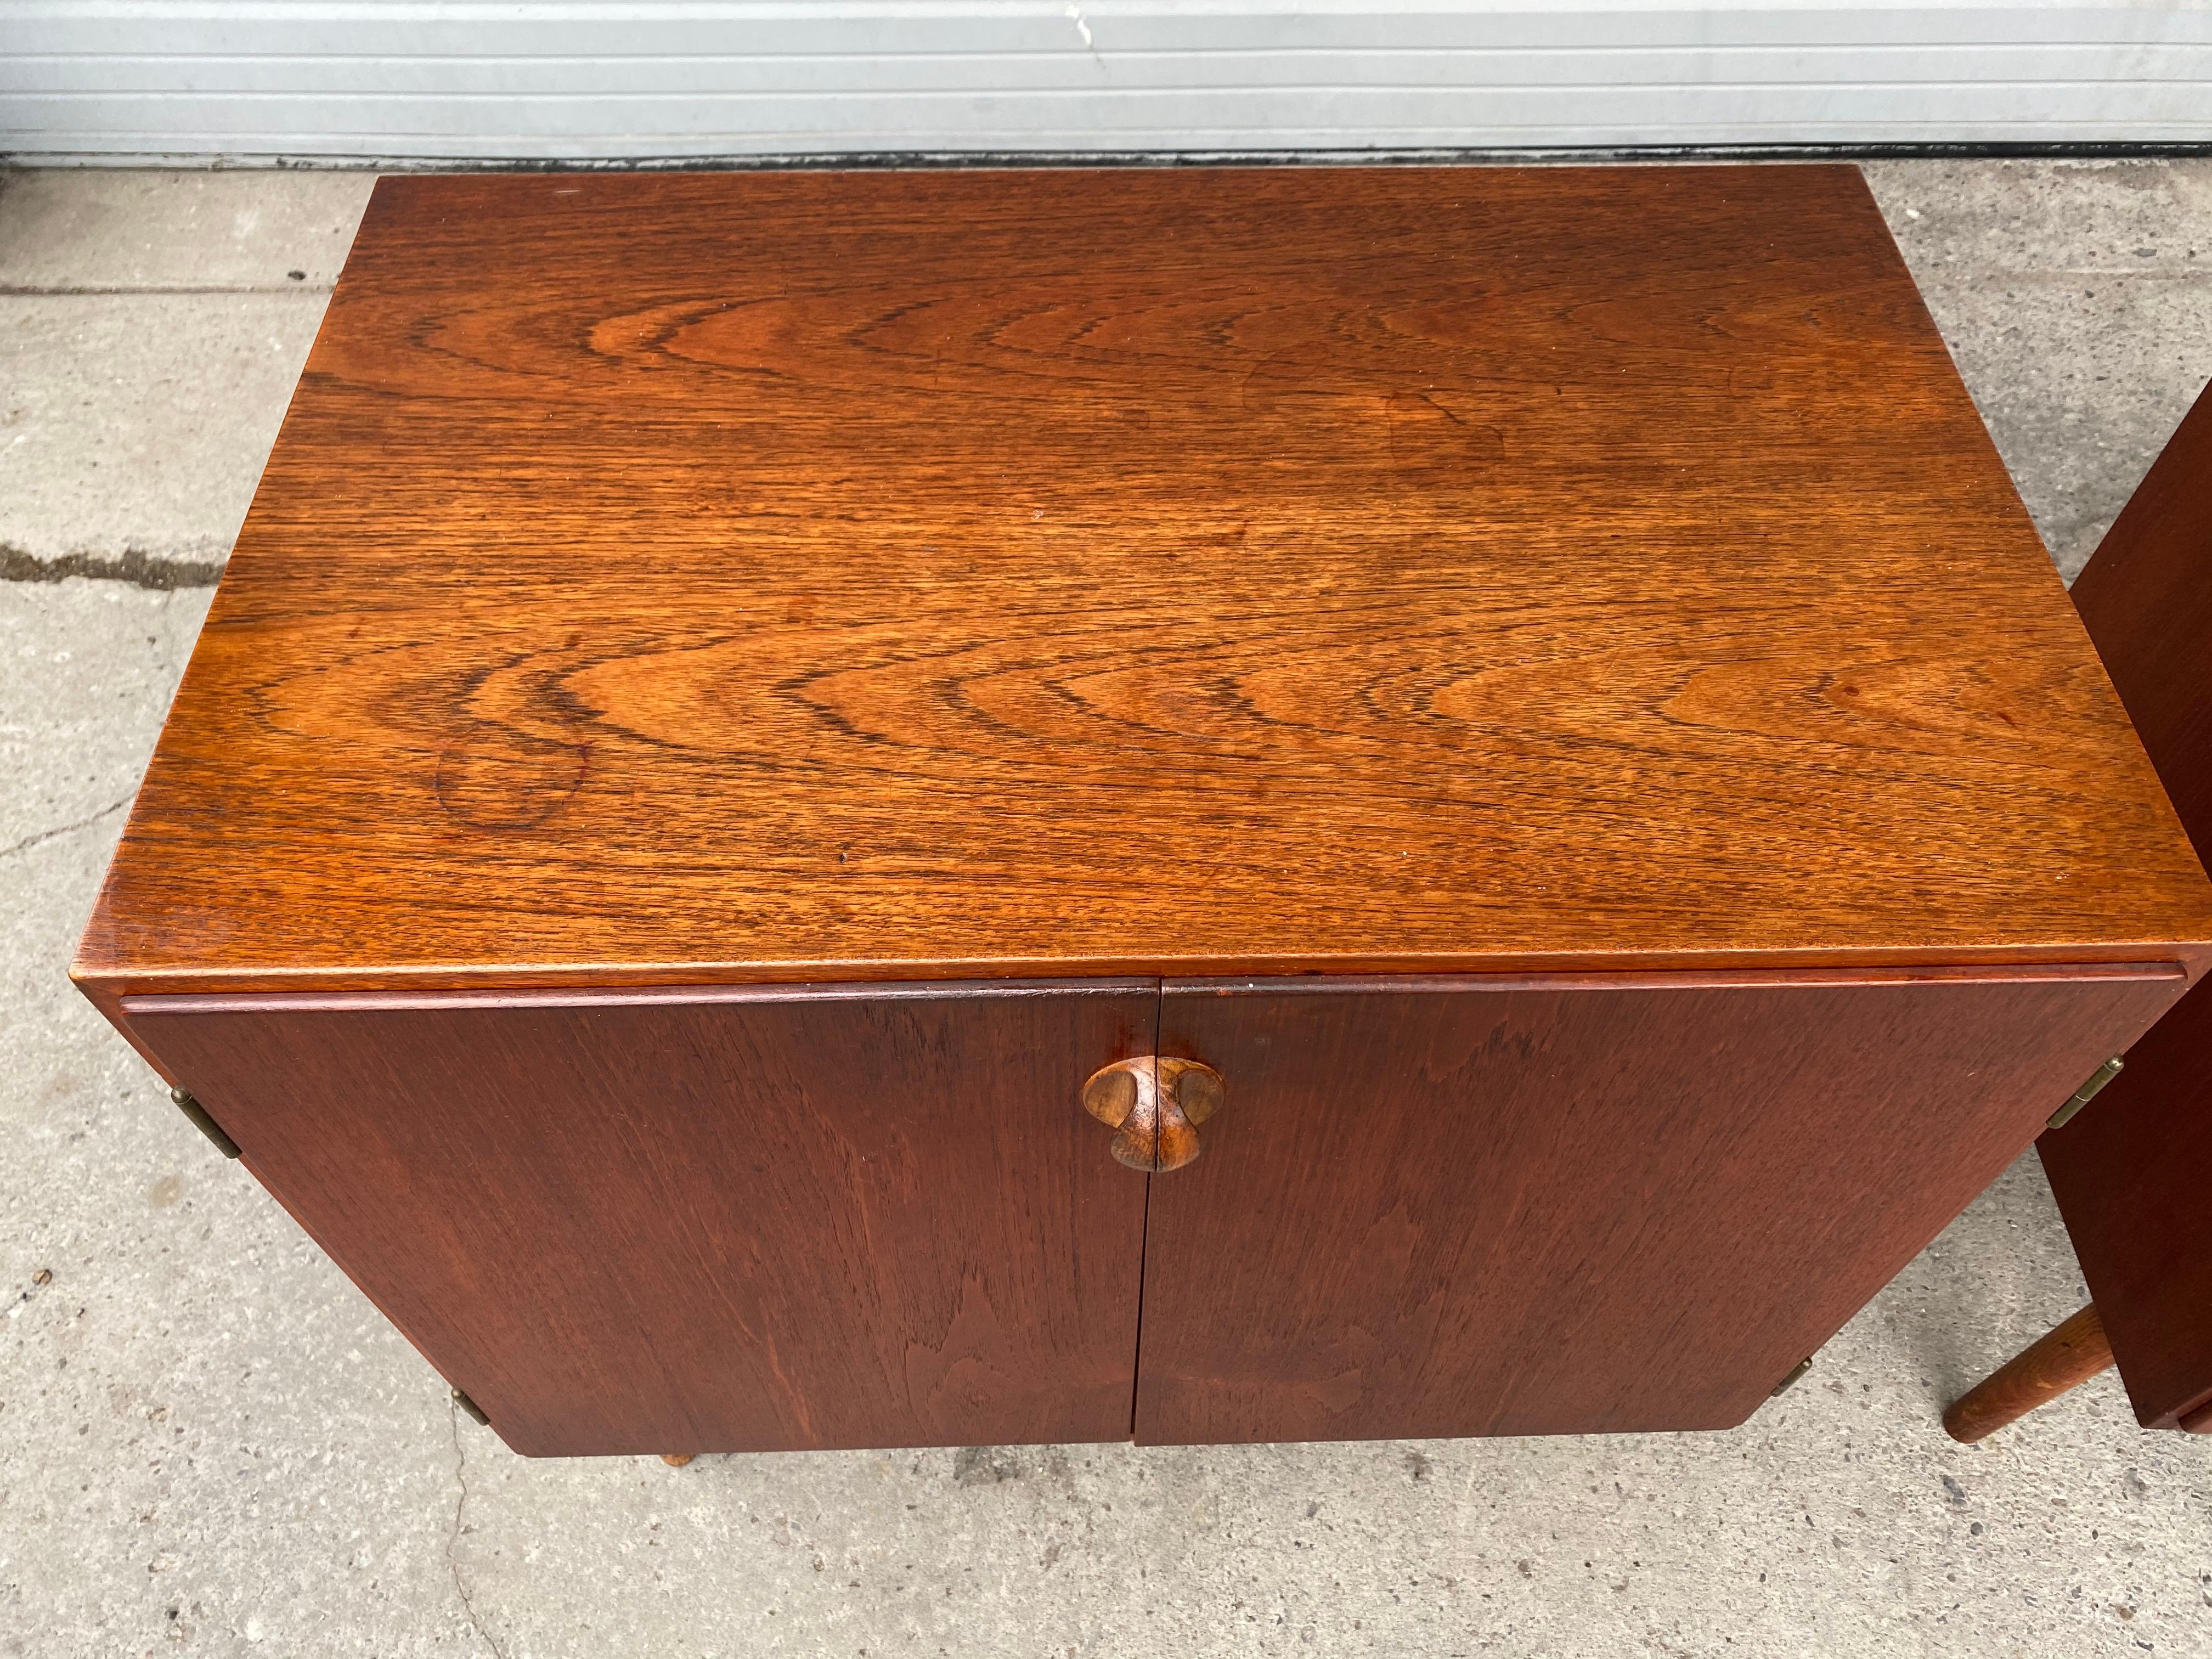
left=74, top=165, right=2212, bottom=998
left=1942, top=1304, right=2113, bottom=1444
left=121, top=981, right=1158, bottom=1456
left=1135, top=967, right=2182, bottom=1444
left=2040, top=383, right=2212, bottom=1430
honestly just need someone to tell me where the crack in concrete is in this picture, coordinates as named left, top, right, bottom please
left=0, top=793, right=132, bottom=862
left=446, top=1397, right=512, bottom=1659
left=1, top=544, right=223, bottom=590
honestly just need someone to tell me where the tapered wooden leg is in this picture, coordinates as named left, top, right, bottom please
left=661, top=1453, right=695, bottom=1467
left=1943, top=1303, right=2114, bottom=1443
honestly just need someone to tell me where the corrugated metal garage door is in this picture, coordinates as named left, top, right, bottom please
left=5, top=1, right=2211, bottom=162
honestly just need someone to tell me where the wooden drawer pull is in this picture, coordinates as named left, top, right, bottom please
left=1081, top=1057, right=1226, bottom=1172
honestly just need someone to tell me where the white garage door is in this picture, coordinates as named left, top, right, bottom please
left=5, top=1, right=2211, bottom=161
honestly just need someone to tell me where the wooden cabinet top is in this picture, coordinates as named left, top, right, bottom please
left=77, top=166, right=2212, bottom=996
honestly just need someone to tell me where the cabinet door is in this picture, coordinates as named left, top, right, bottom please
left=1136, top=968, right=2185, bottom=1445
left=125, top=980, right=1155, bottom=1456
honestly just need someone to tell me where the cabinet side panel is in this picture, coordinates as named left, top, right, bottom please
left=125, top=985, right=1156, bottom=1455
left=1138, top=972, right=2180, bottom=1445
left=2041, top=974, right=2212, bottom=1427
left=2047, top=383, right=2212, bottom=1427
left=2069, top=382, right=2212, bottom=868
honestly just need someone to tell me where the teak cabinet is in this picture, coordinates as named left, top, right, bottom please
left=76, top=167, right=2212, bottom=1457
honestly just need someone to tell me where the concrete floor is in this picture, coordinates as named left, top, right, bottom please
left=2, top=162, right=2209, bottom=1658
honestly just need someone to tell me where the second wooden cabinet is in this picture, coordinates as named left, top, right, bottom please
left=116, top=966, right=2180, bottom=1454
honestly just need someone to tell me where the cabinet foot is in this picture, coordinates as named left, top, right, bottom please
left=1943, top=1302, right=2113, bottom=1443
left=660, top=1453, right=695, bottom=1467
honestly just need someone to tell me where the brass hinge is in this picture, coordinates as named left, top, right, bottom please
left=1770, top=1357, right=1814, bottom=1397
left=2046, top=1056, right=2125, bottom=1132
left=170, top=1087, right=240, bottom=1159
left=451, top=1387, right=490, bottom=1426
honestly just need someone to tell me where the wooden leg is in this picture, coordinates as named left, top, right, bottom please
left=1943, top=1303, right=2114, bottom=1443
left=660, top=1453, right=695, bottom=1467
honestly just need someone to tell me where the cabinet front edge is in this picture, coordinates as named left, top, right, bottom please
left=74, top=941, right=2212, bottom=1005
left=1163, top=963, right=2189, bottom=997
left=105, top=959, right=2192, bottom=1018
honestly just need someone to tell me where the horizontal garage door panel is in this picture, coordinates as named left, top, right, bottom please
left=6, top=3, right=2211, bottom=160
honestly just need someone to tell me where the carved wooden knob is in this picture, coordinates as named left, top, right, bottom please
left=1080, top=1057, right=1226, bottom=1172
